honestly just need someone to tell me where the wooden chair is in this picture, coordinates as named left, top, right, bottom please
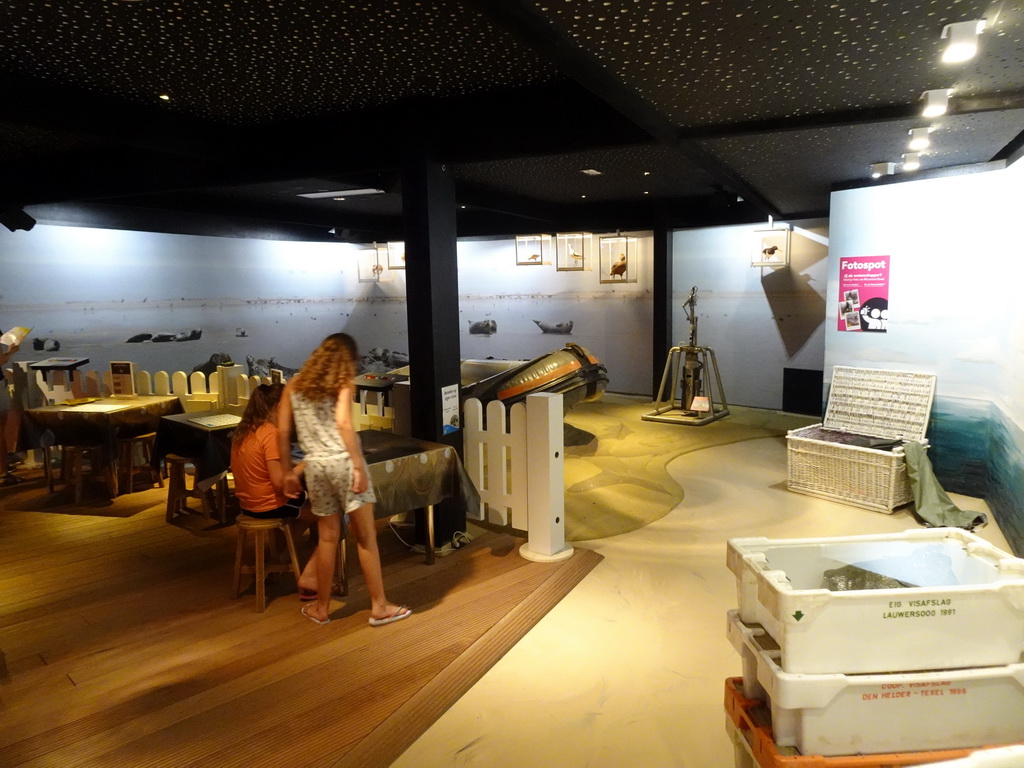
left=116, top=432, right=163, bottom=493
left=232, top=514, right=302, bottom=612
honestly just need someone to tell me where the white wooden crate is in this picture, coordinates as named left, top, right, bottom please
left=787, top=366, right=936, bottom=512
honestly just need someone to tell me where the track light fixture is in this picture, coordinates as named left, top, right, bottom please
left=0, top=207, right=36, bottom=232
left=908, top=127, right=932, bottom=151
left=921, top=89, right=952, bottom=117
left=941, top=20, right=986, bottom=64
left=870, top=162, right=896, bottom=179
left=902, top=153, right=921, bottom=171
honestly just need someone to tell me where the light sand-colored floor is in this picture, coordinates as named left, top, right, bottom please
left=392, top=423, right=1007, bottom=768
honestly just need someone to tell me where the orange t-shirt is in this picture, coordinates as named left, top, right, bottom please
left=230, top=422, right=287, bottom=513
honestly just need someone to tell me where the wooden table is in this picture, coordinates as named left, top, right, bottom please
left=25, top=395, right=182, bottom=497
left=152, top=409, right=239, bottom=490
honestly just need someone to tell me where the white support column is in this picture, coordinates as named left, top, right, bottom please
left=520, top=392, right=573, bottom=562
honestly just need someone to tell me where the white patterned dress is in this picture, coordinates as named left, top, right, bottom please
left=290, top=390, right=376, bottom=517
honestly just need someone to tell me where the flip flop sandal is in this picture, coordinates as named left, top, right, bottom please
left=301, top=604, right=331, bottom=626
left=368, top=606, right=412, bottom=627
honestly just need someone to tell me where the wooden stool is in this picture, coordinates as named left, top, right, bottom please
left=232, top=514, right=302, bottom=612
left=61, top=444, right=115, bottom=504
left=165, top=454, right=224, bottom=523
left=117, top=432, right=163, bottom=494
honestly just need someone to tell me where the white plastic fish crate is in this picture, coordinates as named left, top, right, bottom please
left=728, top=610, right=1024, bottom=757
left=786, top=366, right=936, bottom=512
left=923, top=746, right=1024, bottom=767
left=726, top=528, right=1024, bottom=675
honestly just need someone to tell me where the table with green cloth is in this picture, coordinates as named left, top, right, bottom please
left=25, top=395, right=183, bottom=496
left=358, top=430, right=479, bottom=563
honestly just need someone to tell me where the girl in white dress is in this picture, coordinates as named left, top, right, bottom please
left=278, top=333, right=411, bottom=627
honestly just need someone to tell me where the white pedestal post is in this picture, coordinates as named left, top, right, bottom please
left=519, top=392, right=574, bottom=562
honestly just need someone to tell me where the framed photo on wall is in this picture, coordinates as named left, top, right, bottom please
left=599, top=235, right=637, bottom=283
left=515, top=234, right=552, bottom=266
left=555, top=232, right=589, bottom=271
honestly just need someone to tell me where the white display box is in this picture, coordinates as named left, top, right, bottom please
left=727, top=528, right=1024, bottom=674
left=925, top=746, right=1024, bottom=767
left=728, top=610, right=1024, bottom=757
left=787, top=366, right=936, bottom=512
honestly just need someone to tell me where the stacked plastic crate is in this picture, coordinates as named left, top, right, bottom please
left=724, top=528, right=1024, bottom=768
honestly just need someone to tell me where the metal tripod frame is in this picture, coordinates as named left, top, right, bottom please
left=642, top=344, right=730, bottom=426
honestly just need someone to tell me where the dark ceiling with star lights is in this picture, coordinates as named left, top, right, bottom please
left=0, top=0, right=1021, bottom=240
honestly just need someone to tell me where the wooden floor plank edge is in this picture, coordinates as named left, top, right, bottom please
left=329, top=547, right=604, bottom=768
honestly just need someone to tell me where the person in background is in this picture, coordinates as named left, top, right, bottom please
left=278, top=332, right=411, bottom=627
left=230, top=383, right=321, bottom=599
left=0, top=335, right=22, bottom=486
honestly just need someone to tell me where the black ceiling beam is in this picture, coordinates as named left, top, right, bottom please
left=468, top=0, right=780, bottom=218
left=683, top=90, right=1024, bottom=140
left=454, top=181, right=562, bottom=224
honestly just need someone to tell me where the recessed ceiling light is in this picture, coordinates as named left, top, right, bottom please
left=580, top=168, right=603, bottom=176
left=158, top=94, right=170, bottom=101
left=297, top=188, right=385, bottom=199
left=643, top=171, right=651, bottom=176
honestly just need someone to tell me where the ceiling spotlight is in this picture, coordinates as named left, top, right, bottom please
left=902, top=153, right=921, bottom=171
left=922, top=89, right=952, bottom=117
left=580, top=168, right=603, bottom=176
left=908, top=127, right=932, bottom=151
left=941, top=19, right=986, bottom=64
left=870, top=162, right=896, bottom=179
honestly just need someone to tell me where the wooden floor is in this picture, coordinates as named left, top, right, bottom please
left=0, top=468, right=601, bottom=768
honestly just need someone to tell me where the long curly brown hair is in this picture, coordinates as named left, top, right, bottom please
left=291, top=333, right=359, bottom=402
left=232, top=383, right=284, bottom=445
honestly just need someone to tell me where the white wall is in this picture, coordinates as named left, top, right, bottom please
left=826, top=164, right=1020, bottom=408
left=0, top=225, right=654, bottom=393
left=456, top=233, right=654, bottom=394
left=672, top=219, right=830, bottom=409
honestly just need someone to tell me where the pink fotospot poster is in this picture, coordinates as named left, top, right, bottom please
left=838, top=255, right=889, bottom=332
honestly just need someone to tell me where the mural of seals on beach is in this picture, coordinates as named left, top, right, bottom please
left=361, top=347, right=409, bottom=373
left=32, top=338, right=61, bottom=352
left=533, top=320, right=574, bottom=335
left=126, top=329, right=202, bottom=343
left=246, top=355, right=301, bottom=379
left=468, top=319, right=497, bottom=336
left=193, top=352, right=234, bottom=376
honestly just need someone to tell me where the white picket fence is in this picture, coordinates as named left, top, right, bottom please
left=463, top=393, right=572, bottom=560
left=25, top=364, right=391, bottom=430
